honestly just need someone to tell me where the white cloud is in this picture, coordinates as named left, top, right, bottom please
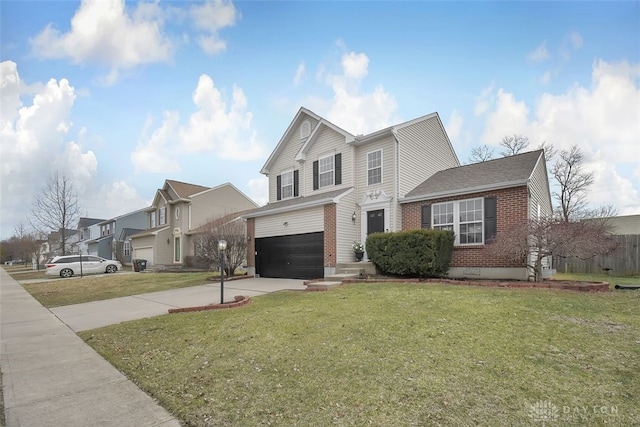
left=540, top=71, right=551, bottom=85
left=477, top=59, right=640, bottom=213
left=0, top=61, right=109, bottom=236
left=190, top=0, right=237, bottom=55
left=474, top=83, right=495, bottom=116
left=293, top=62, right=306, bottom=87
left=179, top=75, right=267, bottom=159
left=30, top=0, right=173, bottom=81
left=247, top=176, right=268, bottom=206
left=527, top=41, right=551, bottom=62
left=321, top=49, right=399, bottom=134
left=88, top=181, right=149, bottom=219
left=446, top=110, right=463, bottom=142
left=570, top=31, right=583, bottom=49
left=131, top=111, right=181, bottom=173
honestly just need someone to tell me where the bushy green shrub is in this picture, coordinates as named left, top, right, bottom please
left=365, top=229, right=454, bottom=277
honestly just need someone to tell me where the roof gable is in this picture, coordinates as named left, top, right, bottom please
left=404, top=150, right=544, bottom=201
left=294, top=119, right=354, bottom=162
left=261, top=107, right=323, bottom=175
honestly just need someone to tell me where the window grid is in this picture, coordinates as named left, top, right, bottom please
left=367, top=150, right=382, bottom=185
left=150, top=212, right=157, bottom=228
left=159, top=207, right=166, bottom=225
left=281, top=171, right=293, bottom=199
left=318, top=155, right=334, bottom=188
left=432, top=198, right=484, bottom=244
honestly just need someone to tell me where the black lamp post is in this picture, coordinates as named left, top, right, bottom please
left=218, top=239, right=227, bottom=304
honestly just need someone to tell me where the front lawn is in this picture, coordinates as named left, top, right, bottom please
left=21, top=272, right=213, bottom=307
left=80, top=283, right=640, bottom=426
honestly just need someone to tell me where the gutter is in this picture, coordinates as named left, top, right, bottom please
left=399, top=179, right=528, bottom=204
left=244, top=188, right=354, bottom=219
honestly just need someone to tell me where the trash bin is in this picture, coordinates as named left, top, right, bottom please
left=132, top=259, right=140, bottom=272
left=138, top=259, right=147, bottom=272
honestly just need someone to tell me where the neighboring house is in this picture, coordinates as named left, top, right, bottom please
left=594, top=214, right=640, bottom=235
left=43, top=229, right=77, bottom=259
left=400, top=149, right=552, bottom=280
left=130, top=180, right=259, bottom=267
left=86, top=209, right=147, bottom=262
left=243, top=107, right=460, bottom=280
left=75, top=217, right=105, bottom=255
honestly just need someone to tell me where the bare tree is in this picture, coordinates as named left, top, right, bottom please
left=13, top=222, right=39, bottom=266
left=194, top=213, right=248, bottom=276
left=488, top=215, right=619, bottom=282
left=551, top=145, right=594, bottom=222
left=468, top=145, right=495, bottom=163
left=500, top=134, right=529, bottom=157
left=536, top=141, right=557, bottom=163
left=29, top=172, right=81, bottom=256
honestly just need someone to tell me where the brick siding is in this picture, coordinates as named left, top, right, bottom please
left=402, top=186, right=529, bottom=268
left=324, top=204, right=337, bottom=267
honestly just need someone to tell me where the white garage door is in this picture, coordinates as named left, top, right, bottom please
left=133, top=247, right=153, bottom=265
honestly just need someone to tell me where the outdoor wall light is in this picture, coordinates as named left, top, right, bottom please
left=283, top=221, right=289, bottom=227
left=166, top=238, right=170, bottom=245
left=352, top=212, right=356, bottom=224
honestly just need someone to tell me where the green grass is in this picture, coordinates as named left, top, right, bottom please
left=555, top=272, right=640, bottom=286
left=80, top=283, right=640, bottom=426
left=21, top=272, right=214, bottom=307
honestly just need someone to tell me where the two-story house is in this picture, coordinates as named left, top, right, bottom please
left=86, top=209, right=147, bottom=263
left=75, top=217, right=105, bottom=255
left=130, top=180, right=259, bottom=267
left=244, top=107, right=460, bottom=279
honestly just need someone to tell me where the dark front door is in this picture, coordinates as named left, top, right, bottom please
left=367, top=209, right=385, bottom=235
left=255, top=232, right=324, bottom=280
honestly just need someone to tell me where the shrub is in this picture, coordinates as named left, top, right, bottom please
left=366, top=229, right=454, bottom=277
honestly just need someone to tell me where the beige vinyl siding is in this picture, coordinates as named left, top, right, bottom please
left=528, top=156, right=553, bottom=220
left=304, top=126, right=353, bottom=196
left=268, top=117, right=319, bottom=202
left=189, top=185, right=257, bottom=230
left=354, top=137, right=396, bottom=204
left=396, top=116, right=459, bottom=198
left=255, top=207, right=324, bottom=238
left=335, top=191, right=359, bottom=262
left=155, top=228, right=174, bottom=265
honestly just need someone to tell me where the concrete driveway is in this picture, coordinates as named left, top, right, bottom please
left=50, top=277, right=306, bottom=332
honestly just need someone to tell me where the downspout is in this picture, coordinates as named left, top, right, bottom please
left=392, top=129, right=401, bottom=231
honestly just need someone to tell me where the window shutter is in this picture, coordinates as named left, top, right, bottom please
left=484, top=197, right=497, bottom=241
left=313, top=161, right=319, bottom=190
left=335, top=153, right=342, bottom=185
left=293, top=170, right=299, bottom=197
left=276, top=175, right=282, bottom=201
left=421, top=204, right=431, bottom=229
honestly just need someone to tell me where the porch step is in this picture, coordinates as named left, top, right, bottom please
left=324, top=273, right=360, bottom=281
left=342, top=268, right=365, bottom=276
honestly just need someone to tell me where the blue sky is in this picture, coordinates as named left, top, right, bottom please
left=1, top=0, right=639, bottom=239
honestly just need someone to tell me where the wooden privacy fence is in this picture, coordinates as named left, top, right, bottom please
left=553, top=234, right=640, bottom=275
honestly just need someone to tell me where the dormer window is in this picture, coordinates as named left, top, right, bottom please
left=300, top=120, right=311, bottom=140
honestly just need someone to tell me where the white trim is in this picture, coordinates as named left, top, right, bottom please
left=247, top=188, right=354, bottom=218
left=432, top=197, right=484, bottom=246
left=280, top=169, right=294, bottom=200
left=318, top=153, right=335, bottom=188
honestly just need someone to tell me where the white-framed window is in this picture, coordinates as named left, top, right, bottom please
left=367, top=150, right=382, bottom=185
left=433, top=198, right=484, bottom=245
left=150, top=211, right=157, bottom=228
left=281, top=170, right=294, bottom=199
left=159, top=207, right=166, bottom=225
left=124, top=241, right=131, bottom=256
left=300, top=120, right=311, bottom=140
left=318, top=154, right=334, bottom=188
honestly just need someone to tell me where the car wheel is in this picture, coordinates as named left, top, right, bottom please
left=60, top=269, right=74, bottom=278
left=105, top=265, right=117, bottom=274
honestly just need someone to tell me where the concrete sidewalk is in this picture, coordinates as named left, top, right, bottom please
left=1, top=269, right=305, bottom=426
left=0, top=267, right=181, bottom=426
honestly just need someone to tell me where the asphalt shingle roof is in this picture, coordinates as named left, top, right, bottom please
left=245, top=188, right=351, bottom=217
left=405, top=150, right=544, bottom=199
left=166, top=180, right=209, bottom=199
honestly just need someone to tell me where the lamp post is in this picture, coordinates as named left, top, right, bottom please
left=218, top=239, right=227, bottom=304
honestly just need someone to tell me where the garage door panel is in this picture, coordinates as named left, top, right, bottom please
left=256, top=232, right=323, bottom=280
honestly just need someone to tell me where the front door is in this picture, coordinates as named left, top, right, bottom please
left=367, top=209, right=385, bottom=235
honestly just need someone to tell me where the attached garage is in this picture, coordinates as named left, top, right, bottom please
left=133, top=247, right=153, bottom=266
left=255, top=232, right=324, bottom=280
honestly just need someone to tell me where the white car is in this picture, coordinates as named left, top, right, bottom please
left=45, top=255, right=122, bottom=278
